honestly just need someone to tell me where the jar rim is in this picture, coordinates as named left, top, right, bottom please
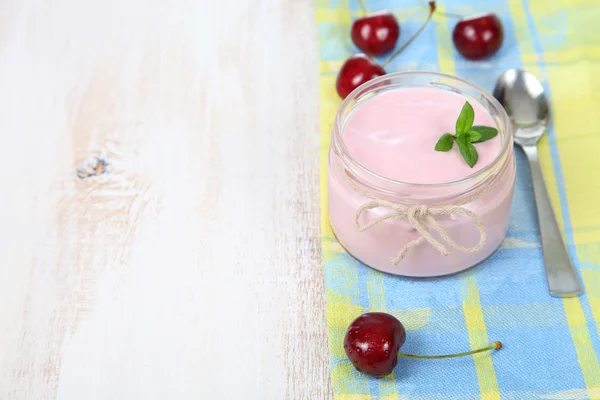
left=333, top=71, right=513, bottom=188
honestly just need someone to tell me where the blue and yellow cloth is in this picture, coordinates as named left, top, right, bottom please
left=317, top=0, right=600, bottom=398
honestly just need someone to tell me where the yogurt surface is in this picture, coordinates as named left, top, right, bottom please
left=342, top=87, right=501, bottom=184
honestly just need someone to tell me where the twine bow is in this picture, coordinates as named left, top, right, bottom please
left=340, top=164, right=493, bottom=265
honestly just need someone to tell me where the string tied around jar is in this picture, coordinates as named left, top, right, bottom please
left=340, top=164, right=496, bottom=265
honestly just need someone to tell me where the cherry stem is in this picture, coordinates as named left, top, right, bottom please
left=381, top=1, right=436, bottom=68
left=357, top=0, right=367, bottom=15
left=398, top=341, right=502, bottom=360
left=419, top=0, right=462, bottom=19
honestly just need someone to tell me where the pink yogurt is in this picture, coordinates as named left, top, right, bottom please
left=328, top=73, right=515, bottom=277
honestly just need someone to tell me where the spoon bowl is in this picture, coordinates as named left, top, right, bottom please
left=493, top=69, right=550, bottom=146
left=493, top=69, right=583, bottom=297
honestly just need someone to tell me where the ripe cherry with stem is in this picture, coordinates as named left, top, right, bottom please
left=344, top=312, right=502, bottom=377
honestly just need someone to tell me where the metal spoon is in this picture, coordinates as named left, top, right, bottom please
left=493, top=69, right=583, bottom=297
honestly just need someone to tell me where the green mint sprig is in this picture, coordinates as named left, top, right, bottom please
left=434, top=101, right=498, bottom=168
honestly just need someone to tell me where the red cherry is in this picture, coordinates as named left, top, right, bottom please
left=351, top=11, right=400, bottom=56
left=344, top=312, right=503, bottom=378
left=336, top=54, right=385, bottom=99
left=452, top=13, right=504, bottom=60
left=344, top=312, right=406, bottom=377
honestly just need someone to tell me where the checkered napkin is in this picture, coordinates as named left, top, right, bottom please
left=317, top=0, right=600, bottom=398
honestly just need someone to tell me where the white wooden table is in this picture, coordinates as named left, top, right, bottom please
left=0, top=0, right=331, bottom=398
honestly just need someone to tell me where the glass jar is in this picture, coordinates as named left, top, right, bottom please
left=327, top=72, right=515, bottom=277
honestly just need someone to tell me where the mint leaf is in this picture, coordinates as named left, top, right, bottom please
left=457, top=135, right=478, bottom=168
left=469, top=126, right=498, bottom=143
left=435, top=133, right=455, bottom=151
left=455, top=101, right=475, bottom=134
left=467, top=131, right=481, bottom=142
left=435, top=101, right=496, bottom=167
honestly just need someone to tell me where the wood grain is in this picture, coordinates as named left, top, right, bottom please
left=0, top=0, right=331, bottom=398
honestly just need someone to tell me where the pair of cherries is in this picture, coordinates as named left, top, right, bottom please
left=337, top=1, right=504, bottom=99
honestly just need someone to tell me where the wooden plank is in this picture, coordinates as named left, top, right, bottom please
left=0, top=0, right=331, bottom=398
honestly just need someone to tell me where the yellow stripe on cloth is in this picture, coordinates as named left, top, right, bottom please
left=333, top=395, right=372, bottom=400
left=316, top=0, right=350, bottom=241
left=563, top=298, right=600, bottom=394
left=319, top=73, right=337, bottom=239
left=463, top=279, right=501, bottom=400
left=434, top=6, right=501, bottom=399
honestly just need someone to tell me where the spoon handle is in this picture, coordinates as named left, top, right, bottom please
left=522, top=145, right=583, bottom=297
